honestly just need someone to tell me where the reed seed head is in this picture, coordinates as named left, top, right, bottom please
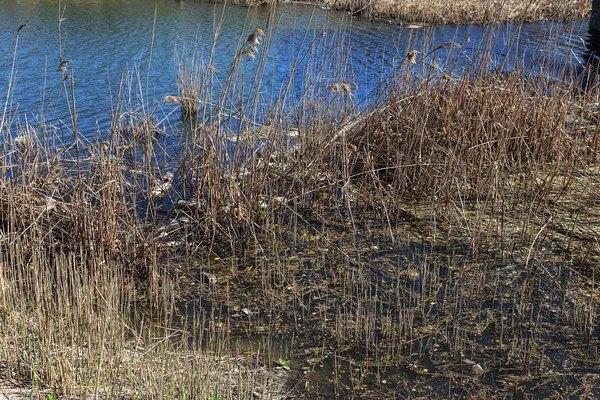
left=244, top=46, right=258, bottom=59
left=247, top=28, right=264, bottom=44
left=406, top=50, right=417, bottom=64
left=57, top=59, right=71, bottom=72
left=163, top=95, right=181, bottom=105
left=17, top=21, right=28, bottom=34
left=327, top=83, right=341, bottom=92
left=247, top=33, right=261, bottom=45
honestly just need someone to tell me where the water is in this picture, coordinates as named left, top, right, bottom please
left=0, top=0, right=592, bottom=147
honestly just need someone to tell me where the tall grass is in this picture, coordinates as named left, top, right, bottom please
left=1, top=6, right=600, bottom=399
left=324, top=0, right=590, bottom=24
left=204, top=0, right=591, bottom=24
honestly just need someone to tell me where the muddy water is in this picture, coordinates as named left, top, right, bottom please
left=0, top=0, right=591, bottom=146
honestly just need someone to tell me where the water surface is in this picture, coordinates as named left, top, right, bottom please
left=0, top=0, right=590, bottom=145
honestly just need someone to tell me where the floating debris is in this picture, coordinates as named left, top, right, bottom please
left=150, top=172, right=174, bottom=199
left=472, top=363, right=484, bottom=376
left=174, top=199, right=205, bottom=211
left=157, top=219, right=181, bottom=238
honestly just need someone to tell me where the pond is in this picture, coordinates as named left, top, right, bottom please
left=0, top=0, right=592, bottom=148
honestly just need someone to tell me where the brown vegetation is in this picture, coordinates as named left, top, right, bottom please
left=330, top=0, right=591, bottom=23
left=219, top=0, right=591, bottom=24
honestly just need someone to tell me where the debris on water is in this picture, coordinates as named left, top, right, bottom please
left=157, top=219, right=181, bottom=238
left=174, top=199, right=204, bottom=211
left=150, top=172, right=174, bottom=199
left=472, top=364, right=484, bottom=376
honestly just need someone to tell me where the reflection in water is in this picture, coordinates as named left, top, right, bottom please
left=586, top=26, right=600, bottom=62
left=587, top=0, right=600, bottom=63
left=584, top=11, right=600, bottom=88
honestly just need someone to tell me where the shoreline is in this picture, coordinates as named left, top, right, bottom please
left=221, top=0, right=591, bottom=25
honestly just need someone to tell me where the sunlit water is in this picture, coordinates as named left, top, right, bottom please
left=0, top=0, right=591, bottom=146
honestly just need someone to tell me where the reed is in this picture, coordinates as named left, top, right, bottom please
left=328, top=0, right=590, bottom=23
left=199, top=0, right=590, bottom=24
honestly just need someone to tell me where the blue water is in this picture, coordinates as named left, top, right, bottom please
left=0, top=0, right=590, bottom=146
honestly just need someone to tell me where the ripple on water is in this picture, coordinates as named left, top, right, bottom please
left=0, top=1, right=590, bottom=147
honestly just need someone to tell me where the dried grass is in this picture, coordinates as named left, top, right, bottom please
left=330, top=0, right=590, bottom=23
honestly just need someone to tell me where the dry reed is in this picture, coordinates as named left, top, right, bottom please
left=198, top=0, right=590, bottom=24
left=329, top=0, right=590, bottom=24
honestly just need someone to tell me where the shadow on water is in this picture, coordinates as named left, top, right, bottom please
left=585, top=27, right=600, bottom=88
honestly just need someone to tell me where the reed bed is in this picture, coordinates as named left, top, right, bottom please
left=1, top=9, right=600, bottom=399
left=328, top=0, right=591, bottom=23
left=203, top=0, right=591, bottom=24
